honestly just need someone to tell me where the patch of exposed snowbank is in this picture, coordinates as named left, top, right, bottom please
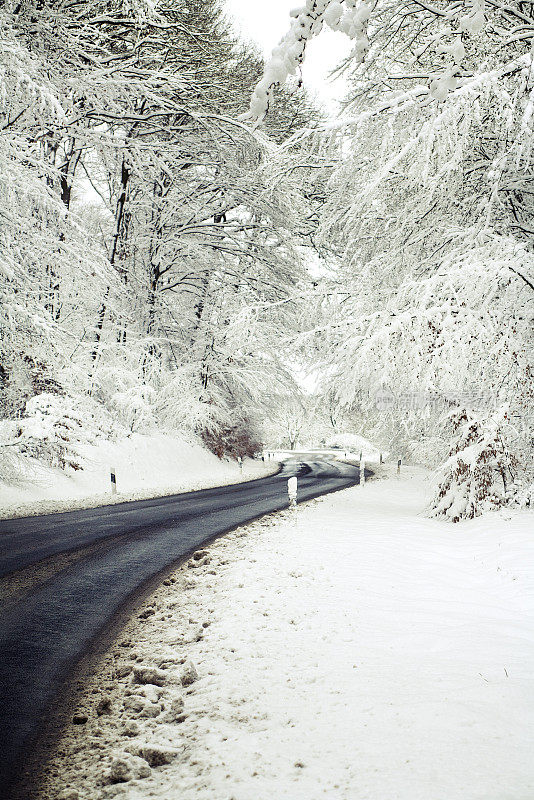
left=37, top=468, right=534, bottom=800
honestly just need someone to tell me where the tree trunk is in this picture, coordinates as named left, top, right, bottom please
left=92, top=157, right=131, bottom=361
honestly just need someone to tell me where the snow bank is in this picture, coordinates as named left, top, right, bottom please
left=37, top=468, right=534, bottom=800
left=0, top=432, right=276, bottom=520
left=324, top=431, right=383, bottom=460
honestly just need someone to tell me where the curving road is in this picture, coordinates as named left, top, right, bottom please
left=0, top=457, right=366, bottom=797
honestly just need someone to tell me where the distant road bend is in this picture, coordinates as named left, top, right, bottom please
left=0, top=455, right=368, bottom=798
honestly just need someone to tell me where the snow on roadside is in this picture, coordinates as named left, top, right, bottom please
left=37, top=468, right=534, bottom=800
left=325, top=431, right=383, bottom=460
left=0, top=432, right=277, bottom=520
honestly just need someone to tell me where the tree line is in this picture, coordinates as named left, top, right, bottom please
left=0, top=0, right=323, bottom=472
left=251, top=0, right=534, bottom=519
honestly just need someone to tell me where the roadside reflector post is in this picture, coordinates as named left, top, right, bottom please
left=110, top=467, right=117, bottom=494
left=288, top=476, right=297, bottom=508
left=360, top=457, right=365, bottom=486
left=397, top=458, right=402, bottom=474
left=238, top=456, right=243, bottom=473
left=380, top=452, right=383, bottom=464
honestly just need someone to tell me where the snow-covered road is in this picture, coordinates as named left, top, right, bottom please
left=35, top=467, right=534, bottom=800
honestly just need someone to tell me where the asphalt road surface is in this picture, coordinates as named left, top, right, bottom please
left=0, top=457, right=366, bottom=797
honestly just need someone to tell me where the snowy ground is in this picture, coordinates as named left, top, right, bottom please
left=37, top=466, right=534, bottom=800
left=0, top=432, right=277, bottom=520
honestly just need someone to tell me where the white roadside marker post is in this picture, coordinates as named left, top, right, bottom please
left=110, top=467, right=117, bottom=495
left=360, top=457, right=365, bottom=486
left=380, top=452, right=383, bottom=464
left=288, top=476, right=298, bottom=509
left=397, top=458, right=402, bottom=475
left=238, top=456, right=243, bottom=474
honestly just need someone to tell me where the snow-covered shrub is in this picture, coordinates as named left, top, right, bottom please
left=14, top=394, right=83, bottom=470
left=508, top=482, right=534, bottom=509
left=0, top=354, right=64, bottom=419
left=431, top=407, right=518, bottom=522
left=0, top=420, right=26, bottom=484
left=112, top=386, right=156, bottom=432
left=154, top=369, right=218, bottom=436
left=199, top=416, right=262, bottom=460
left=3, top=393, right=118, bottom=475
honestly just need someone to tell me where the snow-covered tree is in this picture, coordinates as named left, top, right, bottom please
left=0, top=0, right=319, bottom=475
left=244, top=0, right=534, bottom=515
left=431, top=407, right=519, bottom=522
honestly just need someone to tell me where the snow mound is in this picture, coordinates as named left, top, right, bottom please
left=325, top=432, right=383, bottom=459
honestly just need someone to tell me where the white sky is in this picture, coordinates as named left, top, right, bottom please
left=224, top=0, right=350, bottom=112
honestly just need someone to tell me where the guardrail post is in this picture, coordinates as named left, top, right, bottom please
left=288, top=476, right=297, bottom=508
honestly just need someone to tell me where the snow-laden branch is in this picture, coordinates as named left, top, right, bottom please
left=241, top=0, right=374, bottom=123
left=241, top=0, right=534, bottom=123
